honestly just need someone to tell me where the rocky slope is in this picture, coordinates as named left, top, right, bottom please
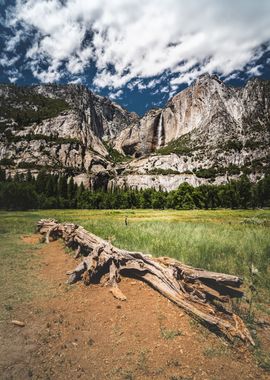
left=111, top=74, right=270, bottom=190
left=0, top=76, right=269, bottom=190
left=0, top=84, right=138, bottom=188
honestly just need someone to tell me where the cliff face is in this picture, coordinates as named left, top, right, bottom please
left=0, top=84, right=138, bottom=187
left=0, top=76, right=269, bottom=191
left=115, top=74, right=270, bottom=156
left=110, top=74, right=270, bottom=190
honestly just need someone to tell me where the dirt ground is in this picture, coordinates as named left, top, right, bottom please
left=0, top=235, right=269, bottom=380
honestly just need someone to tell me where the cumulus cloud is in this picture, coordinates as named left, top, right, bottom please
left=109, top=89, right=123, bottom=100
left=247, top=64, right=264, bottom=76
left=6, top=68, right=22, bottom=83
left=1, top=0, right=270, bottom=92
left=0, top=54, right=20, bottom=67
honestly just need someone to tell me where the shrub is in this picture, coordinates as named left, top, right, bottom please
left=157, top=134, right=192, bottom=155
left=224, top=140, right=243, bottom=152
left=0, top=158, right=15, bottom=166
left=194, top=167, right=217, bottom=178
left=104, top=142, right=130, bottom=164
left=147, top=168, right=180, bottom=175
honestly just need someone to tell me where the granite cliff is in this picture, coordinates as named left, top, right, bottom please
left=0, top=75, right=269, bottom=191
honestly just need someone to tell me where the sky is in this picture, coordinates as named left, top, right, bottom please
left=0, top=0, right=270, bottom=115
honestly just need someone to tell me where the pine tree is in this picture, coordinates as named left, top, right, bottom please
left=0, top=168, right=6, bottom=182
left=26, top=169, right=33, bottom=183
left=58, top=175, right=68, bottom=199
left=36, top=169, right=48, bottom=193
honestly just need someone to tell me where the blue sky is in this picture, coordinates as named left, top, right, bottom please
left=0, top=0, right=270, bottom=115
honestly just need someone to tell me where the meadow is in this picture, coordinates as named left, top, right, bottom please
left=1, top=208, right=270, bottom=373
left=1, top=209, right=270, bottom=306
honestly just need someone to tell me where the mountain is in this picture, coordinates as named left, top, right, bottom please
left=0, top=75, right=269, bottom=191
left=0, top=83, right=138, bottom=189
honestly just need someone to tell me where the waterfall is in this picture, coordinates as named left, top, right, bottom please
left=157, top=112, right=163, bottom=148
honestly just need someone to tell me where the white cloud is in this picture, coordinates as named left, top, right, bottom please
left=2, top=0, right=270, bottom=88
left=68, top=77, right=82, bottom=84
left=223, top=72, right=241, bottom=82
left=5, top=68, right=22, bottom=83
left=0, top=54, right=20, bottom=67
left=247, top=64, right=263, bottom=76
left=5, top=29, right=24, bottom=52
left=109, top=89, right=123, bottom=100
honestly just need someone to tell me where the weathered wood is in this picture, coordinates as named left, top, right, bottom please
left=37, top=219, right=254, bottom=345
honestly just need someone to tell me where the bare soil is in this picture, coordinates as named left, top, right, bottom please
left=0, top=236, right=269, bottom=380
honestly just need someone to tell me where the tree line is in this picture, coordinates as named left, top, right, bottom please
left=0, top=168, right=269, bottom=210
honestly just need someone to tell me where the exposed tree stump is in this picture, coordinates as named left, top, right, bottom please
left=37, top=219, right=254, bottom=345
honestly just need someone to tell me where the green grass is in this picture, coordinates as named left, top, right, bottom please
left=0, top=221, right=44, bottom=320
left=0, top=209, right=270, bottom=310
left=160, top=328, right=183, bottom=339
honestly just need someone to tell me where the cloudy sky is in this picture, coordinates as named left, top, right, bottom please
left=0, top=0, right=270, bottom=115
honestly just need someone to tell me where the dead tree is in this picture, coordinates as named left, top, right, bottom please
left=37, top=219, right=254, bottom=345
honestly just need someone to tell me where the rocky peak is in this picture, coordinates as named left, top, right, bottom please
left=0, top=83, right=138, bottom=187
left=0, top=77, right=269, bottom=191
left=33, top=84, right=139, bottom=140
left=114, top=76, right=269, bottom=156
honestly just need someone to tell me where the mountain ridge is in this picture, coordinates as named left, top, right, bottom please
left=0, top=75, right=269, bottom=191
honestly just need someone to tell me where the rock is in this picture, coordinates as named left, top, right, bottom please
left=11, top=320, right=25, bottom=327
left=115, top=75, right=270, bottom=160
left=0, top=77, right=269, bottom=191
left=0, top=83, right=135, bottom=177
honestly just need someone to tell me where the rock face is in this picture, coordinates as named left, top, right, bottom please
left=0, top=76, right=269, bottom=190
left=111, top=74, right=270, bottom=189
left=34, top=84, right=139, bottom=141
left=115, top=74, right=270, bottom=156
left=0, top=84, right=137, bottom=187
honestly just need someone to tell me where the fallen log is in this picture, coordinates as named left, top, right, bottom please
left=37, top=218, right=254, bottom=345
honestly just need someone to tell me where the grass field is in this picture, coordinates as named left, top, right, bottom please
left=1, top=209, right=270, bottom=315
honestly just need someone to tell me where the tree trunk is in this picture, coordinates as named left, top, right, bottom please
left=37, top=219, right=254, bottom=345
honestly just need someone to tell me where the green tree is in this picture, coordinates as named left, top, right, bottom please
left=36, top=169, right=48, bottom=194
left=237, top=175, right=252, bottom=209
left=152, top=191, right=166, bottom=209
left=58, top=175, right=68, bottom=199
left=0, top=168, right=6, bottom=182
left=1, top=182, right=38, bottom=210
left=67, top=177, right=77, bottom=207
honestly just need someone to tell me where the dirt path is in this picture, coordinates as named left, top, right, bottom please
left=0, top=236, right=269, bottom=380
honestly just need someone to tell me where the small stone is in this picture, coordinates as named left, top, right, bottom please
left=87, top=338, right=94, bottom=346
left=11, top=320, right=25, bottom=327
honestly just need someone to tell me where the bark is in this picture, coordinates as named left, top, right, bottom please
left=37, top=218, right=254, bottom=345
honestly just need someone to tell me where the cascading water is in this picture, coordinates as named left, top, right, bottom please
left=157, top=112, right=163, bottom=147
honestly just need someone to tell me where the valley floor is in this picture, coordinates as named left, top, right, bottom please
left=0, top=210, right=270, bottom=379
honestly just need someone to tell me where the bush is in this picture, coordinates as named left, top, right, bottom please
left=194, top=167, right=217, bottom=178
left=0, top=158, right=15, bottom=166
left=244, top=140, right=262, bottom=149
left=224, top=140, right=243, bottom=152
left=104, top=142, right=130, bottom=164
left=147, top=168, right=180, bottom=175
left=157, top=134, right=192, bottom=155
